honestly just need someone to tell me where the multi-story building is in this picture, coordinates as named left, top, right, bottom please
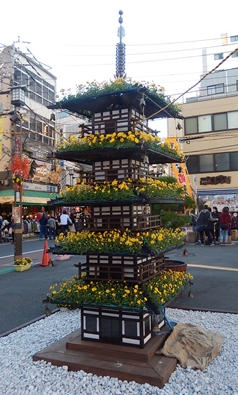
left=0, top=43, right=60, bottom=218
left=201, top=32, right=238, bottom=76
left=55, top=111, right=90, bottom=190
left=168, top=65, right=238, bottom=213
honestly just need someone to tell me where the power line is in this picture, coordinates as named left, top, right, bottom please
left=38, top=43, right=237, bottom=58
left=50, top=48, right=238, bottom=67
left=35, top=36, right=228, bottom=48
left=185, top=142, right=238, bottom=154
left=145, top=46, right=238, bottom=120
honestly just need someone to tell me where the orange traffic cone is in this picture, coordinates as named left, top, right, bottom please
left=41, top=240, right=51, bottom=266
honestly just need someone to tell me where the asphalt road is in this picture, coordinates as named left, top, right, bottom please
left=0, top=238, right=238, bottom=336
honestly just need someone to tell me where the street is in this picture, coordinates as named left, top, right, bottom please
left=0, top=238, right=238, bottom=335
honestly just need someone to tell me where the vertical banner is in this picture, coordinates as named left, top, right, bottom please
left=13, top=206, right=21, bottom=224
left=0, top=116, right=5, bottom=156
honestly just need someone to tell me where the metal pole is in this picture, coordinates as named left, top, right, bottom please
left=14, top=116, right=23, bottom=260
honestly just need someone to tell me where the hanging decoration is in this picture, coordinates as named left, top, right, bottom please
left=9, top=155, right=31, bottom=191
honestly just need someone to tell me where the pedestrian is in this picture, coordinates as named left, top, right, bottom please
left=69, top=209, right=76, bottom=232
left=48, top=215, right=56, bottom=240
left=219, top=206, right=232, bottom=246
left=0, top=215, right=2, bottom=243
left=8, top=216, right=15, bottom=244
left=39, top=212, right=49, bottom=240
left=196, top=204, right=218, bottom=246
left=60, top=210, right=72, bottom=235
left=209, top=207, right=220, bottom=244
left=231, top=212, right=238, bottom=230
left=75, top=210, right=84, bottom=231
left=1, top=217, right=10, bottom=241
left=190, top=212, right=200, bottom=244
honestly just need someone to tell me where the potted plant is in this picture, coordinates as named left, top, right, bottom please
left=14, top=257, right=32, bottom=272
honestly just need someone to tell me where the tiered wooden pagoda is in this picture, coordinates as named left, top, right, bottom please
left=33, top=82, right=187, bottom=387
left=33, top=12, right=187, bottom=388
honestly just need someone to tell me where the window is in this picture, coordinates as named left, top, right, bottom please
left=185, top=111, right=238, bottom=135
left=227, top=111, right=238, bottom=129
left=214, top=113, right=227, bottom=131
left=214, top=53, right=223, bottom=60
left=198, top=115, right=212, bottom=133
left=14, top=67, right=28, bottom=86
left=230, top=35, right=238, bottom=42
left=184, top=117, right=198, bottom=135
left=215, top=153, right=229, bottom=171
left=186, top=151, right=238, bottom=174
left=232, top=51, right=238, bottom=58
left=27, top=70, right=55, bottom=106
left=200, top=154, right=213, bottom=172
left=230, top=152, right=238, bottom=170
left=207, top=83, right=224, bottom=95
left=186, top=156, right=199, bottom=173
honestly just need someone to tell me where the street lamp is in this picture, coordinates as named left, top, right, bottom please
left=11, top=86, right=26, bottom=260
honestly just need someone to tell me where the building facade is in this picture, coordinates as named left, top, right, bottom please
left=170, top=66, right=238, bottom=213
left=0, top=44, right=60, bottom=218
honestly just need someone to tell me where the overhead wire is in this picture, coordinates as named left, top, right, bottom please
left=184, top=142, right=238, bottom=154
left=38, top=43, right=236, bottom=58
left=35, top=36, right=228, bottom=48
left=144, top=46, right=238, bottom=121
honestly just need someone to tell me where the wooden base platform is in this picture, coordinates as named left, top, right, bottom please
left=33, top=327, right=178, bottom=388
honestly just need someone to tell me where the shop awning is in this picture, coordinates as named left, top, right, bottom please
left=198, top=189, right=238, bottom=195
left=0, top=190, right=60, bottom=206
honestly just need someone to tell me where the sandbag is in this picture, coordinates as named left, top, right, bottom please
left=159, top=322, right=224, bottom=370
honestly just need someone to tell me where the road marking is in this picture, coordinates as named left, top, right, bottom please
left=188, top=263, right=238, bottom=272
left=0, top=250, right=43, bottom=259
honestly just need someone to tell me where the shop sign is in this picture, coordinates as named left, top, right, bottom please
left=200, top=175, right=231, bottom=185
left=23, top=182, right=58, bottom=193
left=199, top=193, right=238, bottom=213
left=24, top=142, right=52, bottom=161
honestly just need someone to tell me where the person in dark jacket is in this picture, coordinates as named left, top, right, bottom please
left=39, top=212, right=49, bottom=240
left=0, top=215, right=2, bottom=243
left=9, top=216, right=15, bottom=244
left=196, top=204, right=218, bottom=246
left=208, top=207, right=220, bottom=244
left=231, top=212, right=238, bottom=230
left=219, top=206, right=232, bottom=246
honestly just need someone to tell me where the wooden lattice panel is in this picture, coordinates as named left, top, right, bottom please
left=75, top=254, right=165, bottom=283
left=90, top=205, right=161, bottom=231
left=93, top=158, right=149, bottom=181
left=81, top=305, right=156, bottom=348
left=93, top=109, right=129, bottom=134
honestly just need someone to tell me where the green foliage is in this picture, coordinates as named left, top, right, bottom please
left=157, top=175, right=178, bottom=184
left=160, top=211, right=190, bottom=229
left=61, top=178, right=185, bottom=203
left=48, top=271, right=193, bottom=310
left=183, top=195, right=197, bottom=210
left=58, top=78, right=181, bottom=115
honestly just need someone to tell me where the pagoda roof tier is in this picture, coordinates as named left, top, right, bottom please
left=53, top=146, right=183, bottom=165
left=47, top=197, right=185, bottom=207
left=49, top=87, right=182, bottom=120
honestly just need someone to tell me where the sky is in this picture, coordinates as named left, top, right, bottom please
left=1, top=0, right=238, bottom=134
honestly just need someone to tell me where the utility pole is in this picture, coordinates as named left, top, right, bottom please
left=11, top=86, right=27, bottom=260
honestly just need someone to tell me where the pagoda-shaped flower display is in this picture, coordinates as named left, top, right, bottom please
left=35, top=12, right=193, bottom=388
left=47, top=69, right=189, bottom=343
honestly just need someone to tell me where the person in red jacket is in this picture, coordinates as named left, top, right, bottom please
left=219, top=206, right=232, bottom=246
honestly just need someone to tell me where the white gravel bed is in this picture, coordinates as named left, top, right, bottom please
left=0, top=308, right=237, bottom=395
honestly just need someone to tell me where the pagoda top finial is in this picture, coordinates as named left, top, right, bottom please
left=115, top=11, right=126, bottom=78
left=117, top=10, right=125, bottom=44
